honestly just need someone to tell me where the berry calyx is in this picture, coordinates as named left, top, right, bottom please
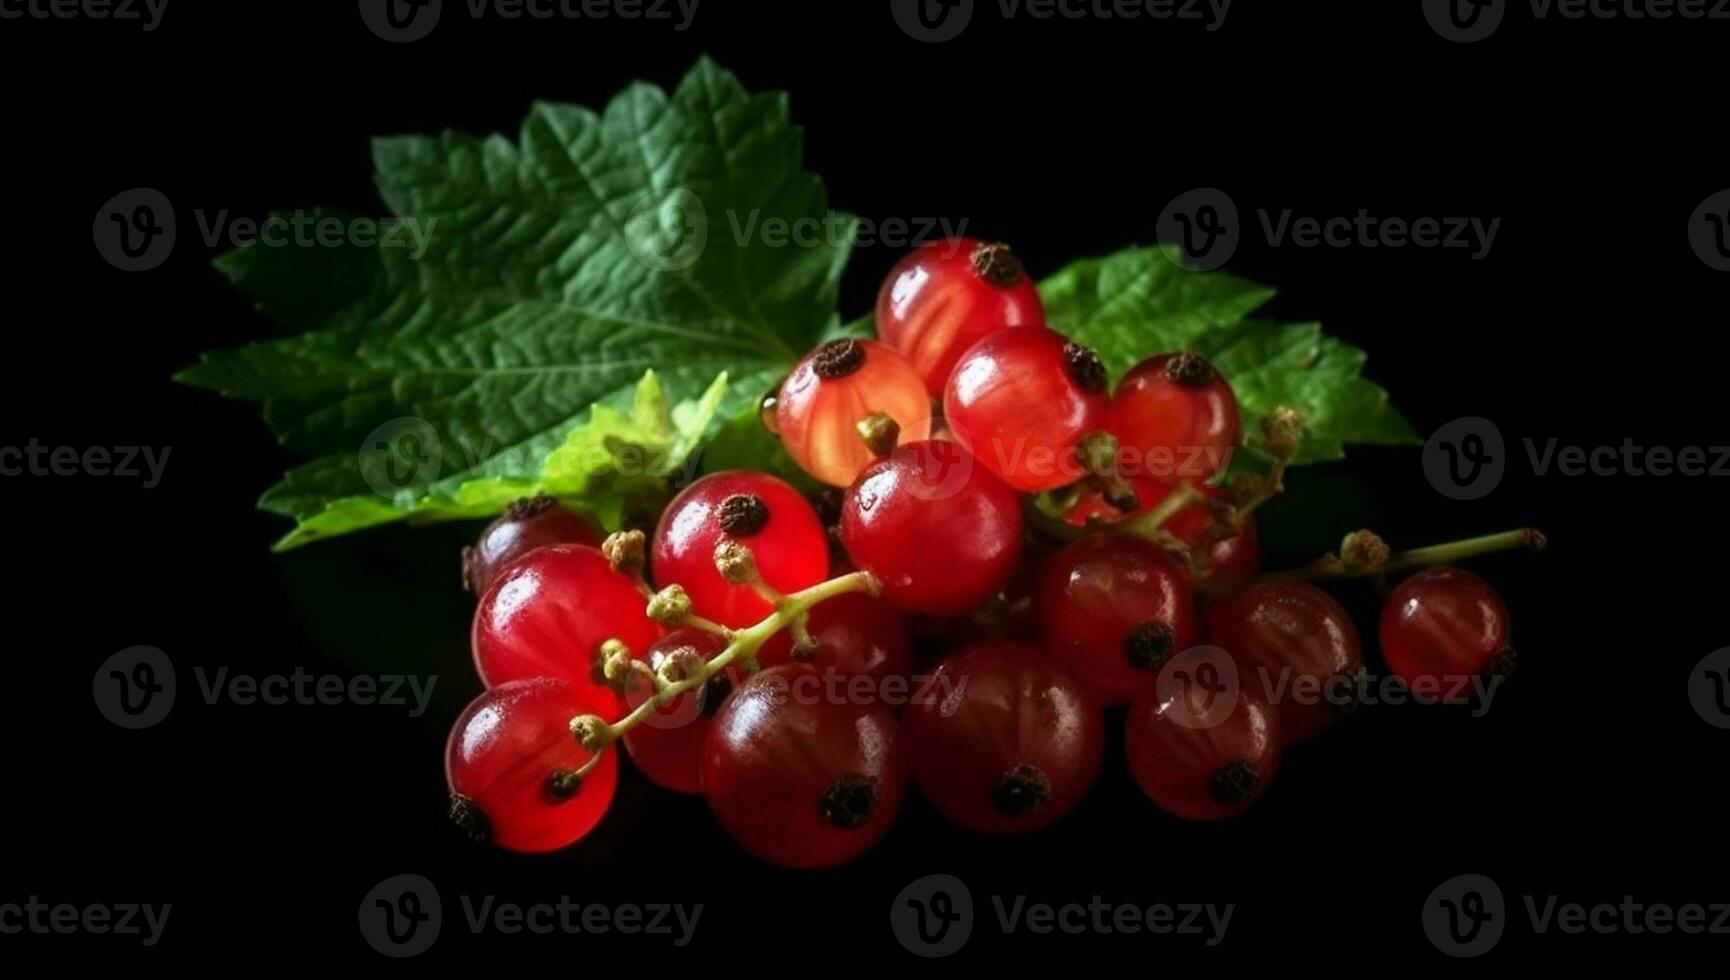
left=875, top=238, right=1047, bottom=395
left=445, top=677, right=619, bottom=853
left=1035, top=535, right=1199, bottom=704
left=1125, top=684, right=1280, bottom=822
left=906, top=643, right=1104, bottom=834
left=1110, top=351, right=1242, bottom=484
left=701, top=664, right=908, bottom=869
left=1205, top=580, right=1364, bottom=742
left=1379, top=567, right=1514, bottom=689
left=945, top=328, right=1111, bottom=492
left=776, top=339, right=933, bottom=487
left=471, top=544, right=662, bottom=704
left=840, top=440, right=1024, bottom=616
left=462, top=494, right=604, bottom=594
left=651, top=472, right=829, bottom=628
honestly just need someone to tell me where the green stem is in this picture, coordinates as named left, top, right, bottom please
left=1263, top=527, right=1547, bottom=583
left=572, top=570, right=881, bottom=778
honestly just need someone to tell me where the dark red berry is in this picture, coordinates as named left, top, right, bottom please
left=1036, top=535, right=1199, bottom=704
left=906, top=643, right=1104, bottom=834
left=1126, top=683, right=1280, bottom=822
left=463, top=495, right=604, bottom=594
left=1380, top=567, right=1514, bottom=690
left=1206, top=580, right=1363, bottom=742
left=619, top=629, right=735, bottom=795
left=756, top=592, right=914, bottom=687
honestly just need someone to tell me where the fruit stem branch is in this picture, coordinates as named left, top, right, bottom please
left=1263, top=527, right=1548, bottom=583
left=569, top=570, right=882, bottom=779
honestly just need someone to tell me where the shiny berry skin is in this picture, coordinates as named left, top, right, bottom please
left=906, top=643, right=1104, bottom=834
left=1036, top=535, right=1199, bottom=704
left=840, top=440, right=1024, bottom=616
left=1126, top=684, right=1279, bottom=822
left=776, top=339, right=934, bottom=488
left=875, top=239, right=1046, bottom=395
left=472, top=544, right=661, bottom=704
left=619, top=629, right=734, bottom=795
left=1062, top=480, right=1261, bottom=587
left=756, top=592, right=914, bottom=686
left=463, top=494, right=605, bottom=595
left=1379, top=567, right=1515, bottom=689
left=945, top=329, right=1110, bottom=492
left=1205, top=581, right=1363, bottom=742
left=446, top=677, right=618, bottom=853
left=651, top=472, right=829, bottom=628
left=701, top=664, right=908, bottom=869
left=1110, top=352, right=1241, bottom=483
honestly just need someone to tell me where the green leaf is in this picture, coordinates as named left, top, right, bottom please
left=1040, top=246, right=1416, bottom=462
left=180, top=57, right=849, bottom=547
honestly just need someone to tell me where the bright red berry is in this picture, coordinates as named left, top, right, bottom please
left=944, top=328, right=1110, bottom=492
left=1379, top=567, right=1515, bottom=689
left=446, top=677, right=618, bottom=853
left=840, top=440, right=1024, bottom=616
left=1205, top=580, right=1363, bottom=742
left=756, top=592, right=914, bottom=686
left=1110, top=352, right=1241, bottom=483
left=701, top=664, right=908, bottom=869
left=619, top=629, right=735, bottom=795
left=1036, top=535, right=1199, bottom=704
left=875, top=239, right=1046, bottom=395
left=776, top=339, right=934, bottom=488
left=906, top=643, right=1104, bottom=834
left=651, top=472, right=828, bottom=628
left=472, top=544, right=661, bottom=704
left=1126, top=681, right=1279, bottom=822
left=463, top=494, right=605, bottom=595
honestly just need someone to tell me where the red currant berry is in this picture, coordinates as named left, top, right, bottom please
left=1110, top=352, right=1241, bottom=483
left=702, top=664, right=908, bottom=869
left=445, top=677, right=618, bottom=853
left=906, top=643, right=1104, bottom=834
left=472, top=544, right=661, bottom=704
left=463, top=494, right=604, bottom=595
left=1379, top=567, right=1515, bottom=689
left=1205, top=580, right=1363, bottom=742
left=776, top=339, right=934, bottom=487
left=619, top=629, right=735, bottom=795
left=1126, top=683, right=1279, bottom=822
left=944, top=329, right=1110, bottom=492
left=875, top=239, right=1046, bottom=394
left=651, top=472, right=828, bottom=628
left=840, top=440, right=1024, bottom=616
left=1036, top=535, right=1199, bottom=704
left=756, top=592, right=914, bottom=686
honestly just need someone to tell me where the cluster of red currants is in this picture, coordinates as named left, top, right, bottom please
left=443, top=239, right=1525, bottom=869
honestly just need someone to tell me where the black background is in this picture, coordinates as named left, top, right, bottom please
left=4, top=0, right=1724, bottom=967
